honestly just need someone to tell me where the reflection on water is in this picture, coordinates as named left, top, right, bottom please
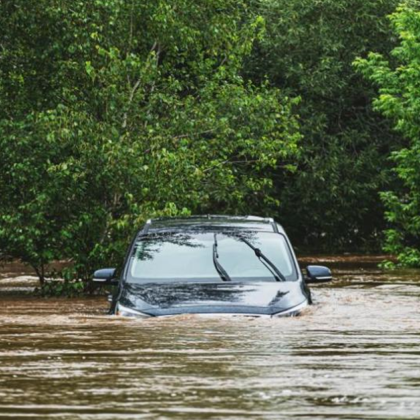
left=1, top=257, right=420, bottom=419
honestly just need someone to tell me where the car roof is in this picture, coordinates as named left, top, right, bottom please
left=142, top=215, right=285, bottom=235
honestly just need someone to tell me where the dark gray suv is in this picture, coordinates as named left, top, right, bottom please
left=93, top=215, right=332, bottom=318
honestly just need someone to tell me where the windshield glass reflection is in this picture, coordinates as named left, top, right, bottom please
left=128, top=232, right=297, bottom=283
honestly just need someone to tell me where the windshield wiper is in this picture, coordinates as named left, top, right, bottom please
left=238, top=237, right=287, bottom=282
left=213, top=234, right=232, bottom=282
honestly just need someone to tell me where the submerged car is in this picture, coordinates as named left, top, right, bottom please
left=93, top=215, right=332, bottom=318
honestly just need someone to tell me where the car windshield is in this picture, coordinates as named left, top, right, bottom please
left=127, top=231, right=297, bottom=283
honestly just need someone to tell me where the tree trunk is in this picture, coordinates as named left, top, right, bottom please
left=32, top=263, right=45, bottom=286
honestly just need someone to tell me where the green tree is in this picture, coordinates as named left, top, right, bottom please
left=0, top=0, right=301, bottom=282
left=355, top=3, right=420, bottom=267
left=246, top=0, right=402, bottom=250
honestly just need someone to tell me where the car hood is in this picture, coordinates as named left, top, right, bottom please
left=118, top=281, right=308, bottom=317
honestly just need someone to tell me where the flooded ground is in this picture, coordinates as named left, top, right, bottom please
left=1, top=256, right=420, bottom=419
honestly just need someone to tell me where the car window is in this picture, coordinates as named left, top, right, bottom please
left=128, top=232, right=297, bottom=283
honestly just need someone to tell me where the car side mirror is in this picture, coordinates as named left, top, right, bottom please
left=306, top=265, right=332, bottom=283
left=93, top=268, right=118, bottom=286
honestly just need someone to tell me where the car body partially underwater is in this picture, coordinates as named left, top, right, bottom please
left=93, top=215, right=332, bottom=318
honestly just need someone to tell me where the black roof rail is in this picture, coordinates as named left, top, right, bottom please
left=149, top=214, right=270, bottom=222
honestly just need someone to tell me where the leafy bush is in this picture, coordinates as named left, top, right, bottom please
left=0, top=0, right=301, bottom=283
left=36, top=280, right=86, bottom=298
left=355, top=3, right=420, bottom=267
left=246, top=0, right=402, bottom=250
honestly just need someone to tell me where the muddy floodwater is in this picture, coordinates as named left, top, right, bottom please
left=1, top=256, right=420, bottom=419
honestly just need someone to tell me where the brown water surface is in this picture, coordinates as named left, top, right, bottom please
left=1, top=257, right=420, bottom=419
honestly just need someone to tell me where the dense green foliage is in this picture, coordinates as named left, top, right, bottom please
left=1, top=0, right=420, bottom=283
left=246, top=0, right=402, bottom=250
left=355, top=3, right=420, bottom=267
left=0, top=0, right=300, bottom=281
